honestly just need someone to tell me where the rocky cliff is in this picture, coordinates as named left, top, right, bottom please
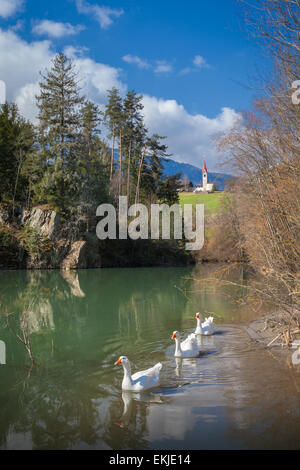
left=0, top=205, right=102, bottom=270
left=0, top=204, right=193, bottom=270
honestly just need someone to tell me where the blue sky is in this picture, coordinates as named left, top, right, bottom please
left=0, top=0, right=269, bottom=170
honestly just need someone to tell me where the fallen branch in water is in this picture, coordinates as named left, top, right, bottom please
left=1, top=301, right=36, bottom=366
left=267, top=333, right=282, bottom=347
left=284, top=330, right=291, bottom=347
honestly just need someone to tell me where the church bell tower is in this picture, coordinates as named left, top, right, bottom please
left=202, top=161, right=208, bottom=192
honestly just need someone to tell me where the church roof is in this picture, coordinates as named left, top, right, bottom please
left=202, top=160, right=207, bottom=173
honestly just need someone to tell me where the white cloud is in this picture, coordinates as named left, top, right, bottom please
left=179, top=67, right=192, bottom=76
left=142, top=95, right=241, bottom=169
left=63, top=44, right=89, bottom=57
left=32, top=20, right=85, bottom=38
left=122, top=54, right=150, bottom=69
left=193, top=55, right=210, bottom=68
left=10, top=19, right=24, bottom=32
left=0, top=28, right=53, bottom=119
left=179, top=56, right=211, bottom=76
left=0, top=0, right=23, bottom=18
left=76, top=0, right=124, bottom=29
left=15, top=82, right=40, bottom=122
left=123, top=56, right=172, bottom=74
left=65, top=47, right=126, bottom=104
left=154, top=61, right=172, bottom=74
left=122, top=55, right=209, bottom=76
left=0, top=28, right=125, bottom=122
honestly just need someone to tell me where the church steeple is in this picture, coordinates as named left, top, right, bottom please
left=202, top=160, right=208, bottom=191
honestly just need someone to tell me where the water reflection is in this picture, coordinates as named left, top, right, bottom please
left=0, top=267, right=196, bottom=449
left=0, top=266, right=299, bottom=449
left=60, top=270, right=86, bottom=298
left=117, top=391, right=165, bottom=427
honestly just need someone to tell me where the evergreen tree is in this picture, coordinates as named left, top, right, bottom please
left=35, top=53, right=84, bottom=212
left=77, top=100, right=110, bottom=226
left=80, top=100, right=102, bottom=159
left=104, top=87, right=123, bottom=183
left=0, top=103, right=35, bottom=206
left=135, top=134, right=169, bottom=204
left=123, top=91, right=144, bottom=201
left=157, top=172, right=181, bottom=205
left=12, top=120, right=36, bottom=214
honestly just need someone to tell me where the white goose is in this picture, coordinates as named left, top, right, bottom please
left=195, top=312, right=215, bottom=336
left=172, top=331, right=200, bottom=358
left=114, top=356, right=162, bottom=391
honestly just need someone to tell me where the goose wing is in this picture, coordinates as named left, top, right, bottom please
left=131, top=362, right=162, bottom=381
left=181, top=333, right=198, bottom=353
left=202, top=319, right=215, bottom=335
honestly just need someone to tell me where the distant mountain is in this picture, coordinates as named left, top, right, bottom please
left=162, top=158, right=233, bottom=191
left=111, top=150, right=233, bottom=191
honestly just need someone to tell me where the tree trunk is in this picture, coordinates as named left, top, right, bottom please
left=127, top=140, right=132, bottom=202
left=110, top=124, right=115, bottom=181
left=119, top=129, right=122, bottom=197
left=27, top=177, right=32, bottom=210
left=135, top=144, right=146, bottom=205
left=12, top=149, right=23, bottom=219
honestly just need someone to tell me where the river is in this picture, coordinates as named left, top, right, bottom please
left=0, top=265, right=299, bottom=450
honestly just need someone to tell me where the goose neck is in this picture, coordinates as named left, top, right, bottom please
left=174, top=336, right=182, bottom=356
left=122, top=361, right=133, bottom=387
left=196, top=317, right=202, bottom=332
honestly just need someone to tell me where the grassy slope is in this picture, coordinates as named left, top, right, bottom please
left=179, top=192, right=240, bottom=262
left=179, top=192, right=226, bottom=215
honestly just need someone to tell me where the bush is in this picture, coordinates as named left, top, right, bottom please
left=0, top=226, right=24, bottom=268
left=19, top=225, right=53, bottom=264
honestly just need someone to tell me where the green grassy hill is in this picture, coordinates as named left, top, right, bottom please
left=179, top=192, right=226, bottom=215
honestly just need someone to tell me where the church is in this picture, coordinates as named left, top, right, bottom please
left=193, top=161, right=215, bottom=193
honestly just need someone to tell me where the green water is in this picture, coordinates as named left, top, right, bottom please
left=0, top=266, right=300, bottom=450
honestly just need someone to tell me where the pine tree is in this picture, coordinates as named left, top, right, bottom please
left=135, top=134, right=169, bottom=204
left=123, top=91, right=144, bottom=202
left=80, top=100, right=102, bottom=159
left=77, top=100, right=110, bottom=227
left=104, top=87, right=123, bottom=183
left=35, top=53, right=84, bottom=212
left=0, top=103, right=35, bottom=206
left=12, top=120, right=36, bottom=215
left=157, top=173, right=181, bottom=205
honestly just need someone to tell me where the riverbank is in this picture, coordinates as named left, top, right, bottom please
left=246, top=311, right=300, bottom=363
left=179, top=192, right=243, bottom=264
left=0, top=195, right=242, bottom=270
left=0, top=204, right=195, bottom=270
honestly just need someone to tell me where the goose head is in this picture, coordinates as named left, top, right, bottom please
left=114, top=356, right=131, bottom=372
left=172, top=331, right=180, bottom=340
left=195, top=312, right=202, bottom=321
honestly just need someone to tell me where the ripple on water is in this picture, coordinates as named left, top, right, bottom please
left=86, top=325, right=261, bottom=398
left=85, top=324, right=272, bottom=425
left=149, top=325, right=260, bottom=393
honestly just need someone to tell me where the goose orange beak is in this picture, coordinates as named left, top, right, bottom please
left=172, top=332, right=176, bottom=339
left=114, top=358, right=122, bottom=366
left=195, top=313, right=199, bottom=319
